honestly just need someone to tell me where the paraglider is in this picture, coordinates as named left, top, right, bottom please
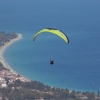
left=33, top=28, right=69, bottom=65
left=50, top=59, right=54, bottom=65
left=33, top=28, right=69, bottom=44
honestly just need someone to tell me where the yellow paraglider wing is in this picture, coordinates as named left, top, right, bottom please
left=33, top=28, right=69, bottom=43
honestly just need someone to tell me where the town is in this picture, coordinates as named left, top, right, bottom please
left=0, top=69, right=30, bottom=88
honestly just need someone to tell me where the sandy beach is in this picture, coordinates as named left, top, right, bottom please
left=0, top=34, right=22, bottom=74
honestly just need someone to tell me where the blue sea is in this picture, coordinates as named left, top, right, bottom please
left=0, top=0, right=100, bottom=93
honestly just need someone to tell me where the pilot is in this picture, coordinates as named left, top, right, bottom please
left=50, top=59, right=54, bottom=65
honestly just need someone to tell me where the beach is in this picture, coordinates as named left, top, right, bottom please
left=0, top=34, right=22, bottom=72
left=0, top=33, right=31, bottom=82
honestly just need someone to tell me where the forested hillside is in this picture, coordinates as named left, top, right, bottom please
left=0, top=31, right=18, bottom=46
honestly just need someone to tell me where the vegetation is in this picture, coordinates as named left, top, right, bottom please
left=0, top=31, right=18, bottom=46
left=0, top=80, right=97, bottom=100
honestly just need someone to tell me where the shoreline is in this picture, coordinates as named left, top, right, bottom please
left=0, top=33, right=97, bottom=95
left=0, top=33, right=30, bottom=82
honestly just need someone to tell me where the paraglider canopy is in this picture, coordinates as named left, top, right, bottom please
left=33, top=28, right=69, bottom=43
left=33, top=28, right=69, bottom=65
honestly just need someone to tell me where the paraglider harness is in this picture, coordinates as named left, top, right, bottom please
left=50, top=59, right=54, bottom=65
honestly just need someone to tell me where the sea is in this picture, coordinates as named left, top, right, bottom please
left=0, top=0, right=100, bottom=93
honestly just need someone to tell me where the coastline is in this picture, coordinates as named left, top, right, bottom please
left=0, top=33, right=30, bottom=82
left=0, top=34, right=22, bottom=71
left=0, top=33, right=97, bottom=97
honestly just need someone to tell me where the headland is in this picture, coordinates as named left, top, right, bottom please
left=0, top=33, right=30, bottom=85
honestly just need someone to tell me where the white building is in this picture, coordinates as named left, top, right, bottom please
left=1, top=81, right=7, bottom=88
left=1, top=83, right=7, bottom=88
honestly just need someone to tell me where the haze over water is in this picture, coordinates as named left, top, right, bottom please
left=0, top=0, right=100, bottom=92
